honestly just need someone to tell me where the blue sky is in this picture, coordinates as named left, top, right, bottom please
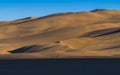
left=0, top=0, right=120, bottom=21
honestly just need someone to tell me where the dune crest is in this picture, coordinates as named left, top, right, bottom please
left=0, top=9, right=120, bottom=59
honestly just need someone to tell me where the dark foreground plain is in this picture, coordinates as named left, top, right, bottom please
left=0, top=59, right=120, bottom=75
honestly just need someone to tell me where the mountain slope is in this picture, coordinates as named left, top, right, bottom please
left=0, top=9, right=120, bottom=59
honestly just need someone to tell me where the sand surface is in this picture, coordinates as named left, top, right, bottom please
left=0, top=9, right=120, bottom=59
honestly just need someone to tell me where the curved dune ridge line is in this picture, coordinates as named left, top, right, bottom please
left=1, top=9, right=120, bottom=59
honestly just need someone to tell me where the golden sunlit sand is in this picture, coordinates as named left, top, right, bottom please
left=0, top=9, right=120, bottom=59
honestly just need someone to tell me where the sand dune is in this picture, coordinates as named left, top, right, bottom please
left=0, top=9, right=120, bottom=59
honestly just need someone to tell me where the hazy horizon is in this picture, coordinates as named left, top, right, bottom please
left=0, top=0, right=120, bottom=21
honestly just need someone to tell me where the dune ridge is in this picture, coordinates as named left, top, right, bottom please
left=0, top=9, right=120, bottom=59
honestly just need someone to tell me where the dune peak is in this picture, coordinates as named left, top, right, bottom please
left=0, top=9, right=120, bottom=59
left=90, top=9, right=118, bottom=12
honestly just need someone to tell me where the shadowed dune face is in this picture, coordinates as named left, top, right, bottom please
left=81, top=27, right=120, bottom=37
left=1, top=9, right=120, bottom=59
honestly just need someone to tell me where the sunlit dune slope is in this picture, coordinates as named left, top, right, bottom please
left=0, top=9, right=120, bottom=59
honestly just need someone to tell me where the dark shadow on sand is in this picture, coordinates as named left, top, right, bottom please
left=81, top=27, right=120, bottom=37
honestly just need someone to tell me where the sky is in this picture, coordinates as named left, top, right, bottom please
left=0, top=0, right=120, bottom=21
